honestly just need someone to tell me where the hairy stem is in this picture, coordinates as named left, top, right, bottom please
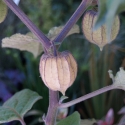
left=3, top=0, right=51, bottom=50
left=52, top=0, right=93, bottom=44
left=45, top=90, right=59, bottom=125
left=59, top=85, right=118, bottom=108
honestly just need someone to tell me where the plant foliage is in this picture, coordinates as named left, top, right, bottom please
left=0, top=89, right=42, bottom=124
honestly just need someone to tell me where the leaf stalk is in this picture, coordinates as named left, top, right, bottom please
left=59, top=85, right=119, bottom=108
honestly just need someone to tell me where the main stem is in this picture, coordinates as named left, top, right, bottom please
left=3, top=0, right=51, bottom=50
left=45, top=90, right=59, bottom=125
left=3, top=1, right=95, bottom=125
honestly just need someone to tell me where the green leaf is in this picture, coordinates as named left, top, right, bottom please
left=105, top=0, right=123, bottom=42
left=0, top=89, right=42, bottom=124
left=94, top=0, right=123, bottom=43
left=2, top=33, right=43, bottom=58
left=57, top=111, right=80, bottom=125
left=81, top=119, right=96, bottom=125
left=95, top=0, right=125, bottom=29
left=0, top=107, right=20, bottom=123
left=0, top=0, right=8, bottom=23
left=94, top=0, right=107, bottom=30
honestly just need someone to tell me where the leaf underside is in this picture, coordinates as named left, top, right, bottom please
left=47, top=24, right=80, bottom=41
left=2, top=24, right=80, bottom=57
left=2, top=33, right=43, bottom=58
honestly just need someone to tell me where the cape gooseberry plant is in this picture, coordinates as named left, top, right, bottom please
left=1, top=0, right=125, bottom=125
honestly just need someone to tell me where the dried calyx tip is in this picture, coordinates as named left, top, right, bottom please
left=61, top=91, right=65, bottom=96
left=99, top=47, right=103, bottom=51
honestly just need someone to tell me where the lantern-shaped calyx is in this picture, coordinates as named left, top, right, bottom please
left=39, top=51, right=77, bottom=95
left=82, top=10, right=120, bottom=50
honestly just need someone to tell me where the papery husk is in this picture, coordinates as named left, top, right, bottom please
left=39, top=51, right=77, bottom=95
left=82, top=10, right=120, bottom=50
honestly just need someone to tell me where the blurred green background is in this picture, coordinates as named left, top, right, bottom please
left=0, top=0, right=125, bottom=124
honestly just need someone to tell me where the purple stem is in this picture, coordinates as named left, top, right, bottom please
left=59, top=85, right=117, bottom=108
left=2, top=0, right=96, bottom=125
left=52, top=0, right=93, bottom=44
left=3, top=0, right=94, bottom=50
left=3, top=0, right=51, bottom=50
left=45, top=90, right=59, bottom=125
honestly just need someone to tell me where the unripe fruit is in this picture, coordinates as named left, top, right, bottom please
left=39, top=51, right=77, bottom=95
left=82, top=10, right=120, bottom=50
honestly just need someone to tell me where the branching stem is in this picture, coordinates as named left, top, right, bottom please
left=52, top=0, right=93, bottom=44
left=3, top=0, right=98, bottom=125
left=59, top=85, right=120, bottom=108
left=3, top=0, right=94, bottom=50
